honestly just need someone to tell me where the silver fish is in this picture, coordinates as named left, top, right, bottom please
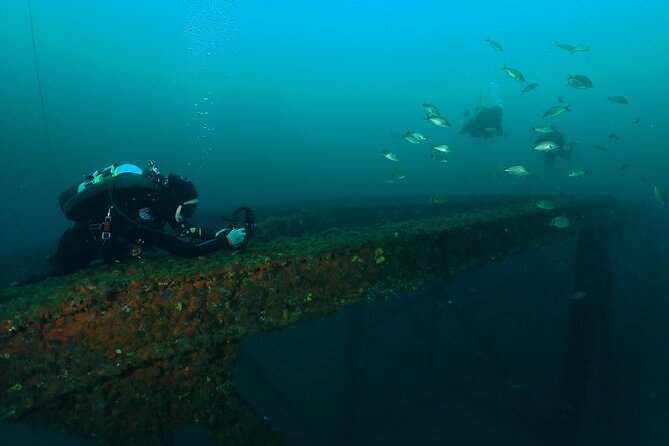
left=502, top=64, right=525, bottom=82
left=521, top=82, right=539, bottom=93
left=430, top=152, right=449, bottom=163
left=402, top=131, right=426, bottom=143
left=534, top=199, right=557, bottom=210
left=542, top=104, right=571, bottom=119
left=486, top=37, right=503, bottom=52
left=568, top=170, right=588, bottom=178
left=556, top=42, right=574, bottom=52
left=431, top=144, right=452, bottom=153
left=423, top=102, right=441, bottom=117
left=427, top=115, right=451, bottom=128
left=504, top=165, right=531, bottom=176
left=532, top=140, right=560, bottom=152
left=381, top=150, right=399, bottom=162
left=608, top=96, right=628, bottom=104
left=570, top=44, right=591, bottom=53
left=531, top=124, right=555, bottom=134
left=567, top=74, right=593, bottom=89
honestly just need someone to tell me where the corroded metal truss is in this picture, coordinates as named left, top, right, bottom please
left=0, top=196, right=623, bottom=445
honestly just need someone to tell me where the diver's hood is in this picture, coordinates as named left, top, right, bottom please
left=167, top=174, right=198, bottom=217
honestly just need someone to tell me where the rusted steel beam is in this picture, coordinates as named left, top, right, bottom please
left=0, top=196, right=622, bottom=444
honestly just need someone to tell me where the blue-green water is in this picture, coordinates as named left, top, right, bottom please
left=2, top=0, right=669, bottom=256
left=2, top=1, right=669, bottom=444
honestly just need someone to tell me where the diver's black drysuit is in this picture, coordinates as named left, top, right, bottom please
left=51, top=167, right=235, bottom=276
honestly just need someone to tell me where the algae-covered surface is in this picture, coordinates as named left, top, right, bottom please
left=0, top=196, right=624, bottom=445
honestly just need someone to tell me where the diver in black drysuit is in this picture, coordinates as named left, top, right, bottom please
left=51, top=163, right=248, bottom=276
left=460, top=105, right=504, bottom=140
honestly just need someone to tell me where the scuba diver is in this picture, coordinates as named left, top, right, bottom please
left=460, top=84, right=505, bottom=140
left=50, top=161, right=252, bottom=275
left=460, top=105, right=504, bottom=140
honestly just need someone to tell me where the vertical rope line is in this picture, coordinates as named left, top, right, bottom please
left=28, top=0, right=60, bottom=189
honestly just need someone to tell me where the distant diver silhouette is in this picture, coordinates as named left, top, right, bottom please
left=460, top=105, right=504, bottom=140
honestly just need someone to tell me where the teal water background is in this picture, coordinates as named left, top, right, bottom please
left=1, top=0, right=668, bottom=257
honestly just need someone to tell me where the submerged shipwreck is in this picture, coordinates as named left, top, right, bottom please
left=0, top=195, right=630, bottom=445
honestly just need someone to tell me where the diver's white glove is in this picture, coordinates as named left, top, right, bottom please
left=223, top=227, right=247, bottom=248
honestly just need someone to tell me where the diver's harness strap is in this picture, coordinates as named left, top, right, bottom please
left=101, top=207, right=112, bottom=240
left=89, top=206, right=113, bottom=243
